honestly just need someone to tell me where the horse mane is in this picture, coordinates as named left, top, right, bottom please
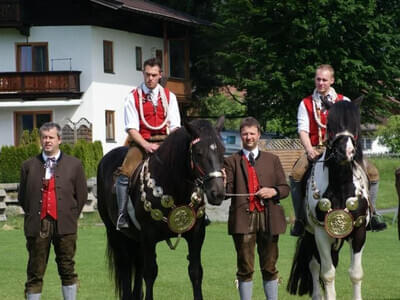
left=327, top=101, right=363, bottom=165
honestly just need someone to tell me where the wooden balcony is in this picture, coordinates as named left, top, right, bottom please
left=0, top=71, right=83, bottom=100
left=165, top=77, right=192, bottom=102
left=0, top=0, right=21, bottom=27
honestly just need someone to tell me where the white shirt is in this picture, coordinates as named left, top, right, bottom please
left=42, top=151, right=61, bottom=179
left=124, top=83, right=181, bottom=132
left=242, top=147, right=259, bottom=162
left=297, top=87, right=350, bottom=133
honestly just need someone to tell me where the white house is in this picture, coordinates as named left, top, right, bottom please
left=0, top=0, right=206, bottom=153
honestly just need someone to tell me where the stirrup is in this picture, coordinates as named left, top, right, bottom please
left=116, top=213, right=129, bottom=230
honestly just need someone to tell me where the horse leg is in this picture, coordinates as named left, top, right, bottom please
left=315, top=227, right=336, bottom=300
left=132, top=254, right=144, bottom=300
left=186, top=225, right=206, bottom=300
left=142, top=238, right=158, bottom=300
left=348, top=241, right=364, bottom=300
left=309, top=256, right=324, bottom=300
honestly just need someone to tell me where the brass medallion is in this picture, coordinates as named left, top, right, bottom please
left=324, top=209, right=354, bottom=238
left=151, top=209, right=163, bottom=221
left=168, top=206, right=196, bottom=234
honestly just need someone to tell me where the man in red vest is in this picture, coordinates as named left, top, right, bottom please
left=116, top=58, right=181, bottom=229
left=18, top=122, right=87, bottom=300
left=290, top=64, right=386, bottom=236
left=224, top=117, right=289, bottom=300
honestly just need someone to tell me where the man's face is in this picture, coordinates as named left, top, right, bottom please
left=143, top=65, right=162, bottom=90
left=315, top=69, right=334, bottom=96
left=40, top=128, right=61, bottom=156
left=240, top=126, right=260, bottom=151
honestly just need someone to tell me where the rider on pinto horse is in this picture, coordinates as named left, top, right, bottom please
left=115, top=58, right=181, bottom=230
left=290, top=64, right=387, bottom=236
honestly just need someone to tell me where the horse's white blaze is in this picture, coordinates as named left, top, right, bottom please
left=346, top=137, right=355, bottom=161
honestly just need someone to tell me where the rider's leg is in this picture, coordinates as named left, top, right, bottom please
left=289, top=154, right=309, bottom=236
left=365, top=160, right=387, bottom=231
left=116, top=146, right=144, bottom=230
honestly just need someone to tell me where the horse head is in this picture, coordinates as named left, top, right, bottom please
left=184, top=116, right=226, bottom=206
left=326, top=101, right=363, bottom=166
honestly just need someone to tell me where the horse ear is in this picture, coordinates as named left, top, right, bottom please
left=215, top=116, right=225, bottom=132
left=184, top=120, right=200, bottom=139
left=352, top=95, right=364, bottom=108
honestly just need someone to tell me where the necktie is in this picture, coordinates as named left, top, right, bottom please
left=320, top=95, right=332, bottom=110
left=249, top=152, right=255, bottom=166
left=46, top=157, right=57, bottom=176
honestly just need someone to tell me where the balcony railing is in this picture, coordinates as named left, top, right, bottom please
left=0, top=71, right=82, bottom=99
left=165, top=77, right=192, bottom=102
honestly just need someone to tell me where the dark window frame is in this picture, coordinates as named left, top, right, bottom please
left=135, top=46, right=142, bottom=71
left=15, top=42, right=49, bottom=72
left=14, top=110, right=52, bottom=145
left=103, top=40, right=114, bottom=74
left=105, top=110, right=115, bottom=141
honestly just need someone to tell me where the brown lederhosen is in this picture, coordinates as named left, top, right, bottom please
left=290, top=147, right=379, bottom=183
left=118, top=135, right=167, bottom=177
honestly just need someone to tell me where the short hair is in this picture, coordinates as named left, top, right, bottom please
left=239, top=117, right=261, bottom=133
left=316, top=64, right=335, bottom=78
left=39, top=122, right=62, bottom=138
left=143, top=58, right=162, bottom=71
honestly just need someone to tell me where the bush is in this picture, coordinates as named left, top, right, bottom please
left=0, top=134, right=103, bottom=183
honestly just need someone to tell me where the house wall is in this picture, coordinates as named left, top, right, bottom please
left=0, top=25, right=165, bottom=153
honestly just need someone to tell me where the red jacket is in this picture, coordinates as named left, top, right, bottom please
left=133, top=88, right=170, bottom=140
left=303, top=94, right=343, bottom=146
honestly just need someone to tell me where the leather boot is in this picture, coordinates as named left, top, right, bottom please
left=116, top=174, right=129, bottom=230
left=27, top=293, right=41, bottom=300
left=290, top=177, right=305, bottom=236
left=238, top=281, right=253, bottom=300
left=367, top=181, right=387, bottom=232
left=62, top=284, right=77, bottom=300
left=263, top=279, right=278, bottom=300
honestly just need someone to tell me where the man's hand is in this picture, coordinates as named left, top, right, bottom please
left=143, top=141, right=159, bottom=153
left=221, top=168, right=227, bottom=187
left=306, top=148, right=320, bottom=161
left=256, top=187, right=277, bottom=200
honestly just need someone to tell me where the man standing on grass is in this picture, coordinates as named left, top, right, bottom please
left=18, top=122, right=87, bottom=300
left=224, top=117, right=289, bottom=300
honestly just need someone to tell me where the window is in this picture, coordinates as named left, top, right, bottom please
left=135, top=47, right=142, bottom=71
left=16, top=43, right=48, bottom=72
left=361, top=137, right=372, bottom=150
left=14, top=111, right=52, bottom=145
left=103, top=40, right=114, bottom=73
left=105, top=110, right=115, bottom=141
left=156, top=49, right=163, bottom=67
left=169, top=40, right=185, bottom=78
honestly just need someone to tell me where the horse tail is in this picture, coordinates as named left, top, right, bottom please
left=287, top=231, right=317, bottom=296
left=104, top=227, right=141, bottom=299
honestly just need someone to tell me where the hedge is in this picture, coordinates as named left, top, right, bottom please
left=0, top=139, right=103, bottom=183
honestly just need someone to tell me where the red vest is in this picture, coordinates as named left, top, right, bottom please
left=41, top=176, right=58, bottom=220
left=133, top=88, right=170, bottom=140
left=303, top=94, right=343, bottom=146
left=244, top=155, right=264, bottom=212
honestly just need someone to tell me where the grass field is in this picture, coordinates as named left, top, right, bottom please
left=1, top=212, right=399, bottom=300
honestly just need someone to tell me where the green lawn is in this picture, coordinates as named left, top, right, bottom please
left=1, top=213, right=399, bottom=300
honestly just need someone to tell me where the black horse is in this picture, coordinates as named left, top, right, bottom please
left=287, top=101, right=370, bottom=300
left=97, top=117, right=225, bottom=300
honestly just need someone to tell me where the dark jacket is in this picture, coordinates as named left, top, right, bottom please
left=224, top=150, right=289, bottom=235
left=18, top=152, right=87, bottom=237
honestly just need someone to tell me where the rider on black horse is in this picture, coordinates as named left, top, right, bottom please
left=115, top=57, right=181, bottom=230
left=290, top=64, right=387, bottom=236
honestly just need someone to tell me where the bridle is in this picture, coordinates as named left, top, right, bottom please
left=325, top=130, right=357, bottom=162
left=189, top=137, right=224, bottom=187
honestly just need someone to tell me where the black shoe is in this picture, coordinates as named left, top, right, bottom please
left=116, top=213, right=129, bottom=230
left=204, top=214, right=211, bottom=226
left=367, top=214, right=387, bottom=232
left=290, top=220, right=305, bottom=236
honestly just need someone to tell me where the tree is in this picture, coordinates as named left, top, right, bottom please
left=377, top=115, right=400, bottom=153
left=208, top=0, right=400, bottom=127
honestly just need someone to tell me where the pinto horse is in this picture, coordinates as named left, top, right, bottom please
left=287, top=101, right=370, bottom=300
left=97, top=118, right=225, bottom=300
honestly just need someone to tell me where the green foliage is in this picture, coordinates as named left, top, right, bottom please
left=0, top=130, right=103, bottom=182
left=196, top=93, right=246, bottom=130
left=377, top=115, right=400, bottom=153
left=20, top=128, right=40, bottom=146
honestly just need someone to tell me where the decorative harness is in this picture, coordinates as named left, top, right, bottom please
left=138, top=137, right=223, bottom=249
